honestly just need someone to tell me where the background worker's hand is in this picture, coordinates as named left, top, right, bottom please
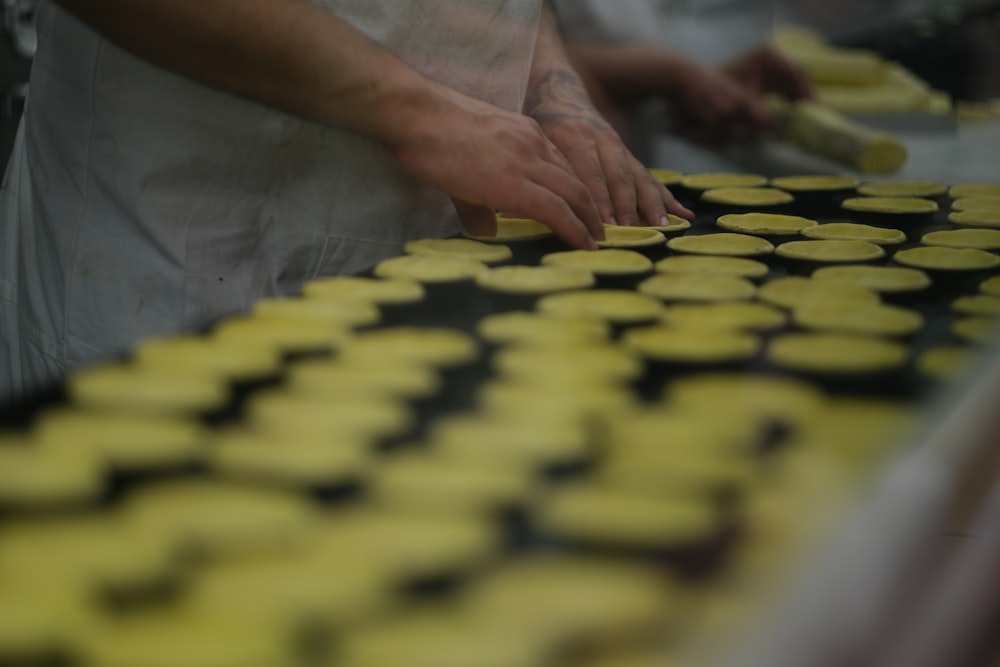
left=670, top=59, right=773, bottom=145
left=524, top=68, right=692, bottom=228
left=721, top=45, right=814, bottom=102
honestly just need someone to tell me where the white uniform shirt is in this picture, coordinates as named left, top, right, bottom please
left=0, top=0, right=542, bottom=400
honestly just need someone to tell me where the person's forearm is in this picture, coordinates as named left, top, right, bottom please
left=55, top=0, right=442, bottom=150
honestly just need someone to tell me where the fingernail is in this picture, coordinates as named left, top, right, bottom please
left=659, top=216, right=670, bottom=227
left=608, top=216, right=618, bottom=226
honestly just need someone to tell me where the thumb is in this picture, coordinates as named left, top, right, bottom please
left=451, top=197, right=498, bottom=238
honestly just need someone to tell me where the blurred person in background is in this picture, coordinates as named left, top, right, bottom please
left=0, top=0, right=691, bottom=401
left=553, top=0, right=813, bottom=153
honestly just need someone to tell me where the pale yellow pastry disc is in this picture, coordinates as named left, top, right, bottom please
left=654, top=254, right=769, bottom=279
left=213, top=315, right=353, bottom=354
left=952, top=197, right=1000, bottom=212
left=812, top=265, right=931, bottom=293
left=758, top=276, right=881, bottom=310
left=663, top=373, right=827, bottom=426
left=68, top=364, right=229, bottom=417
left=286, top=358, right=441, bottom=400
left=842, top=196, right=939, bottom=214
left=134, top=335, right=282, bottom=382
left=980, top=275, right=1000, bottom=297
left=637, top=273, right=757, bottom=302
left=793, top=302, right=924, bottom=337
left=951, top=295, right=1000, bottom=317
left=464, top=216, right=553, bottom=242
left=667, top=233, right=775, bottom=257
left=922, top=228, right=1000, bottom=250
left=776, top=239, right=886, bottom=263
left=341, top=327, right=479, bottom=368
left=951, top=317, right=997, bottom=344
left=403, top=238, right=512, bottom=264
left=894, top=246, right=1000, bottom=271
left=701, top=187, right=794, bottom=207
left=717, top=212, right=817, bottom=235
left=857, top=180, right=947, bottom=198
left=374, top=254, right=487, bottom=283
left=767, top=333, right=908, bottom=374
left=950, top=184, right=1000, bottom=198
left=536, top=289, right=664, bottom=324
left=648, top=168, right=684, bottom=185
left=769, top=175, right=859, bottom=191
left=681, top=172, right=767, bottom=190
left=949, top=210, right=1000, bottom=228
left=253, top=296, right=381, bottom=328
left=536, top=483, right=719, bottom=550
left=801, top=222, right=906, bottom=245
left=597, top=225, right=666, bottom=249
left=636, top=213, right=691, bottom=234
left=918, top=346, right=977, bottom=381
left=623, top=325, right=759, bottom=364
left=494, top=343, right=643, bottom=383
left=475, top=265, right=595, bottom=295
left=302, top=275, right=425, bottom=305
left=541, top=249, right=653, bottom=275
left=661, top=302, right=786, bottom=331
left=476, top=311, right=610, bottom=346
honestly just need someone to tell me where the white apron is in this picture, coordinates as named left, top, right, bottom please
left=0, top=0, right=542, bottom=401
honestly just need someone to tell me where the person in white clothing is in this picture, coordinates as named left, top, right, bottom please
left=0, top=0, right=691, bottom=401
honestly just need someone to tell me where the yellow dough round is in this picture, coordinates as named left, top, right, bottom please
left=340, top=327, right=479, bottom=368
left=68, top=364, right=229, bottom=417
left=951, top=317, right=997, bottom=344
left=475, top=265, right=595, bottom=295
left=716, top=212, right=817, bottom=236
left=134, top=335, right=282, bottom=383
left=951, top=197, right=1000, bottom=212
left=477, top=311, right=610, bottom=346
left=767, top=333, right=908, bottom=374
left=918, top=346, right=977, bottom=381
left=801, top=222, right=906, bottom=245
left=623, top=325, right=759, bottom=364
left=648, top=168, right=684, bottom=185
left=894, top=246, right=1000, bottom=271
left=842, top=196, right=939, bottom=214
left=951, top=295, right=1000, bottom=317
left=950, top=183, right=1000, bottom=198
left=536, top=289, right=664, bottom=325
left=494, top=343, right=643, bottom=384
left=660, top=302, right=786, bottom=331
left=597, top=225, right=666, bottom=249
left=536, top=483, right=719, bottom=550
left=793, top=302, right=924, bottom=337
left=667, top=233, right=775, bottom=257
left=302, top=275, right=425, bottom=305
left=542, top=249, right=653, bottom=275
left=758, top=276, right=881, bottom=310
left=403, top=238, right=512, bottom=264
left=681, top=172, right=767, bottom=190
left=701, top=187, right=794, bottom=207
left=949, top=210, right=1000, bottom=228
left=769, top=175, right=859, bottom=191
left=635, top=214, right=691, bottom=234
left=638, top=273, right=757, bottom=302
left=253, top=296, right=381, bottom=328
left=374, top=254, right=487, bottom=283
left=654, top=255, right=769, bottom=279
left=812, top=265, right=931, bottom=294
left=980, top=275, right=1000, bottom=297
left=857, top=180, right=947, bottom=198
left=776, top=239, right=885, bottom=263
left=464, top=216, right=553, bottom=242
left=922, top=228, right=1000, bottom=250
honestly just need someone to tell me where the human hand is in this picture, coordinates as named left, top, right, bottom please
left=670, top=59, right=773, bottom=145
left=722, top=46, right=814, bottom=102
left=524, top=67, right=692, bottom=227
left=388, top=83, right=605, bottom=249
